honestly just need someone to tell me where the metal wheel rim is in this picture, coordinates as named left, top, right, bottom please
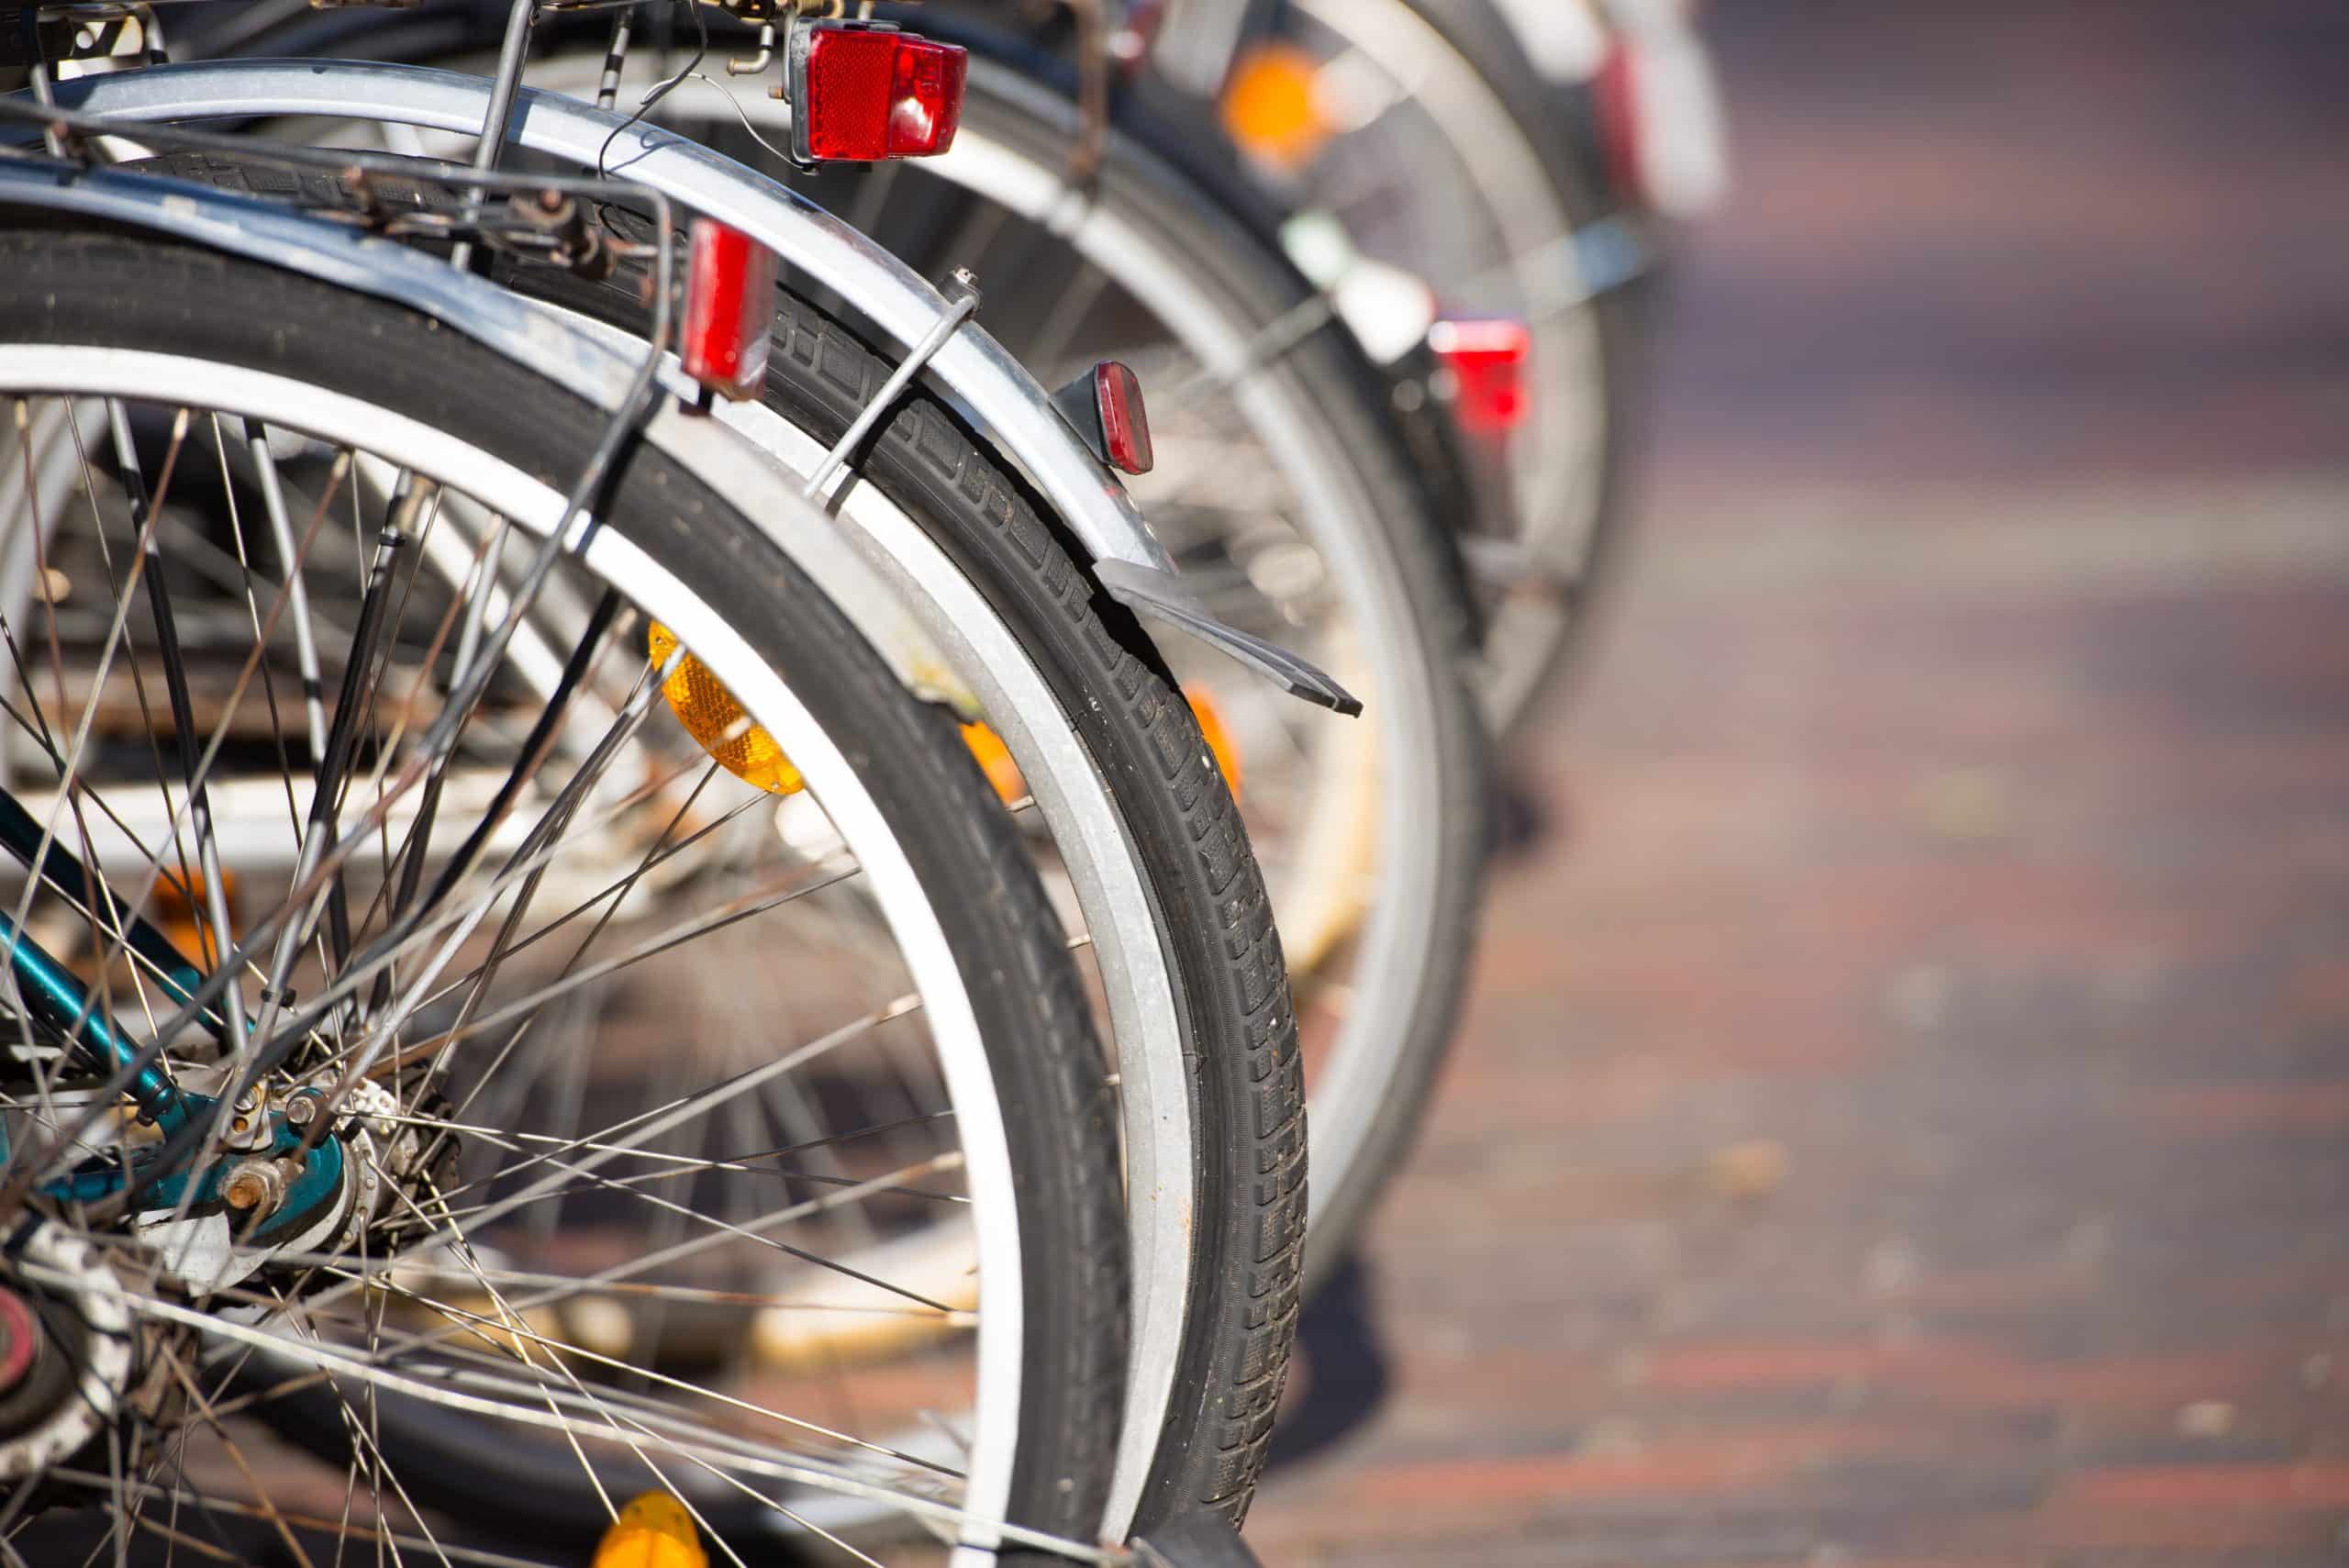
left=0, top=345, right=1044, bottom=1562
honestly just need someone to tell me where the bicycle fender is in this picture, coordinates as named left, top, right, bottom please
left=39, top=61, right=1361, bottom=717
left=0, top=158, right=977, bottom=717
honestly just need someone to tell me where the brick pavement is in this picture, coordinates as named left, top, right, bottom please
left=1243, top=3, right=2349, bottom=1563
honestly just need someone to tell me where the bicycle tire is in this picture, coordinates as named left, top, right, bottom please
left=0, top=217, right=1126, bottom=1559
left=893, top=65, right=1492, bottom=1311
left=136, top=147, right=1306, bottom=1533
left=159, top=5, right=1486, bottom=1318
left=637, top=56, right=1492, bottom=1316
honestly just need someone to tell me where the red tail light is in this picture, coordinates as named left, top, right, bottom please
left=682, top=217, right=779, bottom=401
left=791, top=23, right=968, bottom=163
left=1054, top=361, right=1154, bottom=476
left=1428, top=319, right=1531, bottom=437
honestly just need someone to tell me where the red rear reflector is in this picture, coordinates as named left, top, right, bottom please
left=1052, top=361, right=1154, bottom=475
left=682, top=217, right=779, bottom=401
left=1095, top=361, right=1153, bottom=475
left=1428, top=318, right=1531, bottom=436
left=793, top=24, right=968, bottom=163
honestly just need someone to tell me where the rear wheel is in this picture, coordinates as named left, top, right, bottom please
left=1249, top=0, right=1649, bottom=729
left=137, top=143, right=1309, bottom=1537
left=0, top=225, right=1124, bottom=1563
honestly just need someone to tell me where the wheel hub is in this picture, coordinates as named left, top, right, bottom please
left=0, top=1225, right=135, bottom=1483
left=0, top=1286, right=38, bottom=1395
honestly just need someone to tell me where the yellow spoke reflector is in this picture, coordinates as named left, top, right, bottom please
left=961, top=720, right=1027, bottom=806
left=1184, top=684, right=1243, bottom=802
left=592, top=1493, right=707, bottom=1568
left=1221, top=43, right=1332, bottom=170
left=150, top=867, right=237, bottom=967
left=648, top=622, right=805, bottom=795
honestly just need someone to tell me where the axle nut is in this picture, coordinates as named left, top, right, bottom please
left=222, top=1159, right=288, bottom=1216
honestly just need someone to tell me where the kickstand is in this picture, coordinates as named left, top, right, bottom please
left=1131, top=1512, right=1266, bottom=1568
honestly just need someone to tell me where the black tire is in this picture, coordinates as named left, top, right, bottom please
left=0, top=220, right=1126, bottom=1559
left=874, top=68, right=1492, bottom=1315
left=743, top=275, right=1309, bottom=1536
left=689, top=53, right=1492, bottom=1317
left=135, top=148, right=1310, bottom=1532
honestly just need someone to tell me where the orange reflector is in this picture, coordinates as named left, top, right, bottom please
left=593, top=1492, right=707, bottom=1568
left=151, top=867, right=237, bottom=966
left=648, top=623, right=804, bottom=795
left=1184, top=684, right=1242, bottom=802
left=1220, top=44, right=1331, bottom=170
left=960, top=721, right=1027, bottom=806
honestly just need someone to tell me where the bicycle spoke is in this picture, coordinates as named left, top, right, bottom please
left=107, top=402, right=252, bottom=1047
left=0, top=287, right=1093, bottom=1556
left=213, top=1277, right=963, bottom=1491
left=41, top=1471, right=555, bottom=1568
left=419, top=1106, right=955, bottom=1209
left=16, top=1262, right=1090, bottom=1551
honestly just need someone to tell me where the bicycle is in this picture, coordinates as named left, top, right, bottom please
left=0, top=139, right=1142, bottom=1562
left=14, top=8, right=1372, bottom=1540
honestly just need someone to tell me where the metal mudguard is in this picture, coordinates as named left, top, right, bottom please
left=34, top=61, right=1360, bottom=716
left=0, top=152, right=1206, bottom=1542
left=0, top=157, right=969, bottom=711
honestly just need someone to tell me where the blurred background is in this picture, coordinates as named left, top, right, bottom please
left=1248, top=2, right=2349, bottom=1562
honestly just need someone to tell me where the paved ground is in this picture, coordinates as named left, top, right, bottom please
left=1244, top=4, right=2349, bottom=1564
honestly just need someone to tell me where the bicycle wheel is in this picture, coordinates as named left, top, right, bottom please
left=489, top=45, right=1486, bottom=1312
left=139, top=142, right=1307, bottom=1536
left=1224, top=0, right=1649, bottom=728
left=113, top=25, right=1483, bottom=1310
left=0, top=220, right=1122, bottom=1563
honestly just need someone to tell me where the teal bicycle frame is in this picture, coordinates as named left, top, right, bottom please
left=0, top=784, right=340, bottom=1235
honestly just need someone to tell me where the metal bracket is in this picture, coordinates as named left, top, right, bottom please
left=725, top=18, right=776, bottom=75
left=803, top=266, right=981, bottom=499
left=1094, top=559, right=1362, bottom=717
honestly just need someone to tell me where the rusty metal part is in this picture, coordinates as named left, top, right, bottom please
left=503, top=185, right=618, bottom=279
left=219, top=1157, right=287, bottom=1215
left=1063, top=0, right=1109, bottom=187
